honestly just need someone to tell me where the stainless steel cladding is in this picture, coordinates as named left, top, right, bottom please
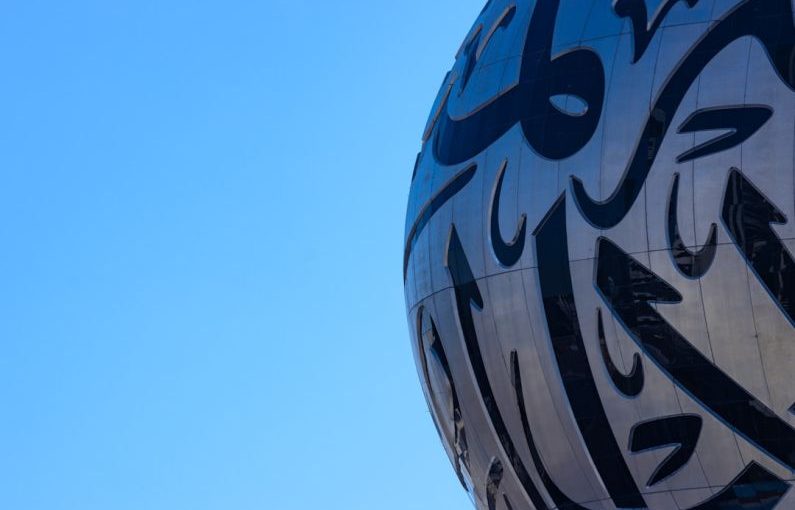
left=404, top=1, right=795, bottom=509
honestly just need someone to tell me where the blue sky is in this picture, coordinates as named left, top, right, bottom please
left=0, top=1, right=482, bottom=509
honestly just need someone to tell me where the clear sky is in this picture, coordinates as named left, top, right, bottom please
left=0, top=1, right=483, bottom=509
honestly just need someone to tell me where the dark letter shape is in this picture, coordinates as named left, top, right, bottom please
left=596, top=237, right=795, bottom=470
left=434, top=0, right=605, bottom=164
left=534, top=197, right=647, bottom=509
left=629, top=415, right=702, bottom=486
left=614, top=0, right=699, bottom=63
left=598, top=309, right=644, bottom=397
left=690, top=462, right=789, bottom=510
left=490, top=160, right=527, bottom=268
left=403, top=163, right=477, bottom=281
left=722, top=169, right=795, bottom=327
left=446, top=227, right=551, bottom=510
left=572, top=0, right=795, bottom=229
left=677, top=106, right=773, bottom=163
left=667, top=173, right=717, bottom=278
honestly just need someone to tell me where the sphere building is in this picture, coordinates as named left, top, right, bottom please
left=404, top=1, right=795, bottom=509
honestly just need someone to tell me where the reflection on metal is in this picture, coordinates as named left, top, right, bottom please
left=486, top=459, right=504, bottom=510
left=417, top=307, right=471, bottom=489
left=406, top=1, right=795, bottom=508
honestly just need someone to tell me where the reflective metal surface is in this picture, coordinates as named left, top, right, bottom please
left=404, top=1, right=795, bottom=508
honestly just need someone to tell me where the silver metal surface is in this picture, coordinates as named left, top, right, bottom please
left=405, top=1, right=795, bottom=508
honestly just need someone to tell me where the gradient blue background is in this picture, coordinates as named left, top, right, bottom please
left=0, top=1, right=483, bottom=508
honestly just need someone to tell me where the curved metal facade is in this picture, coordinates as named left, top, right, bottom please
left=404, top=1, right=795, bottom=509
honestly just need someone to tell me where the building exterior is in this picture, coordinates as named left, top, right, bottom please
left=404, top=1, right=795, bottom=509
